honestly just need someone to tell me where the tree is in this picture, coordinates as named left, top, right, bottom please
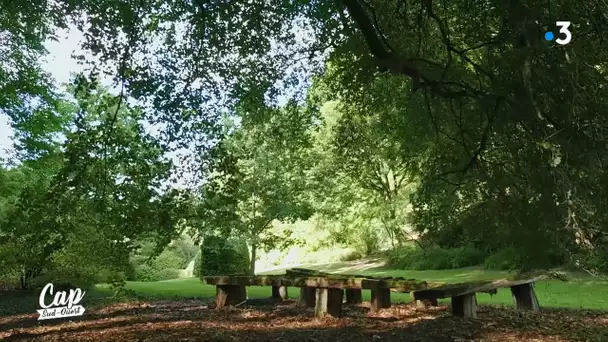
left=304, top=73, right=427, bottom=253
left=198, top=102, right=315, bottom=274
left=0, top=79, right=190, bottom=288
left=330, top=101, right=416, bottom=246
left=3, top=0, right=608, bottom=272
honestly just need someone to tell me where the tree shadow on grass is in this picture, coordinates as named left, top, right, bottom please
left=1, top=299, right=607, bottom=341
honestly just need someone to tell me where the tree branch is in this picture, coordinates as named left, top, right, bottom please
left=341, top=0, right=479, bottom=98
left=435, top=97, right=501, bottom=178
left=342, top=0, right=421, bottom=89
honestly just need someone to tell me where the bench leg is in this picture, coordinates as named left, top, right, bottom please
left=272, top=285, right=280, bottom=298
left=370, top=288, right=391, bottom=312
left=451, top=293, right=477, bottom=318
left=272, top=285, right=289, bottom=300
left=315, top=288, right=343, bottom=318
left=511, top=283, right=540, bottom=311
left=216, top=285, right=246, bottom=309
left=299, top=287, right=316, bottom=307
left=345, top=289, right=363, bottom=304
left=415, top=298, right=438, bottom=309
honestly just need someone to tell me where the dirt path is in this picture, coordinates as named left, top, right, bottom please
left=1, top=299, right=606, bottom=341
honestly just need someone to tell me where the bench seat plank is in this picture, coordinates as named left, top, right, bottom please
left=412, top=276, right=545, bottom=300
left=204, top=276, right=428, bottom=291
left=362, top=279, right=428, bottom=293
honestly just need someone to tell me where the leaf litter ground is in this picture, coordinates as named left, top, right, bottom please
left=0, top=298, right=606, bottom=341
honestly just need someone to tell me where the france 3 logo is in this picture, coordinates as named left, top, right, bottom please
left=544, top=21, right=572, bottom=45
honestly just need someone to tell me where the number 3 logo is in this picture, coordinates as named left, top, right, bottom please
left=555, top=21, right=572, bottom=45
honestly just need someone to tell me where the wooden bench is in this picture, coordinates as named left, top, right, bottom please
left=202, top=274, right=428, bottom=318
left=284, top=268, right=421, bottom=307
left=203, top=269, right=544, bottom=320
left=411, top=276, right=545, bottom=318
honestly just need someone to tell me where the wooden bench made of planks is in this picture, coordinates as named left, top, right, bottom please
left=284, top=267, right=414, bottom=281
left=202, top=274, right=428, bottom=318
left=411, top=276, right=546, bottom=318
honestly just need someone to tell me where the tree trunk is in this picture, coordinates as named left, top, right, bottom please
left=20, top=269, right=26, bottom=290
left=381, top=218, right=396, bottom=248
left=250, top=241, right=257, bottom=275
left=20, top=268, right=34, bottom=290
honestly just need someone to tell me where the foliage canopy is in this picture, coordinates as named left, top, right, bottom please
left=2, top=0, right=608, bottom=277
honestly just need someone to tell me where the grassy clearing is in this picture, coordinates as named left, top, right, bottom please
left=94, top=262, right=608, bottom=310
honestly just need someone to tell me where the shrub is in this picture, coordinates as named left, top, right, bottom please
left=124, top=263, right=137, bottom=281
left=340, top=249, right=363, bottom=262
left=133, top=265, right=181, bottom=281
left=155, top=268, right=181, bottom=281
left=571, top=248, right=608, bottom=275
left=583, top=245, right=608, bottom=273
left=32, top=267, right=98, bottom=290
left=200, top=235, right=250, bottom=277
left=95, top=269, right=128, bottom=283
left=134, top=264, right=156, bottom=281
left=151, top=250, right=185, bottom=270
left=131, top=248, right=188, bottom=282
left=167, top=235, right=199, bottom=268
left=387, top=245, right=485, bottom=270
left=0, top=270, right=19, bottom=291
left=449, top=246, right=486, bottom=268
left=31, top=246, right=125, bottom=290
left=484, top=247, right=522, bottom=270
left=386, top=245, right=417, bottom=269
left=415, top=247, right=452, bottom=270
left=360, top=228, right=381, bottom=256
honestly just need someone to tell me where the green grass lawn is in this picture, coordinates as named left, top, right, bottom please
left=94, top=263, right=608, bottom=311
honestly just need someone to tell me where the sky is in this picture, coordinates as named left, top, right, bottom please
left=0, top=115, right=11, bottom=158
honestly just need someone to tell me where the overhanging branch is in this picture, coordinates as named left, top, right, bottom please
left=342, top=0, right=421, bottom=84
left=341, top=0, right=487, bottom=98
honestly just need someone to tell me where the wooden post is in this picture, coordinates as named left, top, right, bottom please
left=511, top=283, right=540, bottom=311
left=272, top=285, right=289, bottom=300
left=345, top=289, right=363, bottom=304
left=327, top=288, right=343, bottom=317
left=370, top=288, right=391, bottom=312
left=315, top=288, right=328, bottom=318
left=451, top=293, right=477, bottom=318
left=216, top=285, right=247, bottom=309
left=299, top=287, right=316, bottom=307
left=315, top=288, right=343, bottom=318
left=279, top=286, right=288, bottom=300
left=272, top=285, right=280, bottom=298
